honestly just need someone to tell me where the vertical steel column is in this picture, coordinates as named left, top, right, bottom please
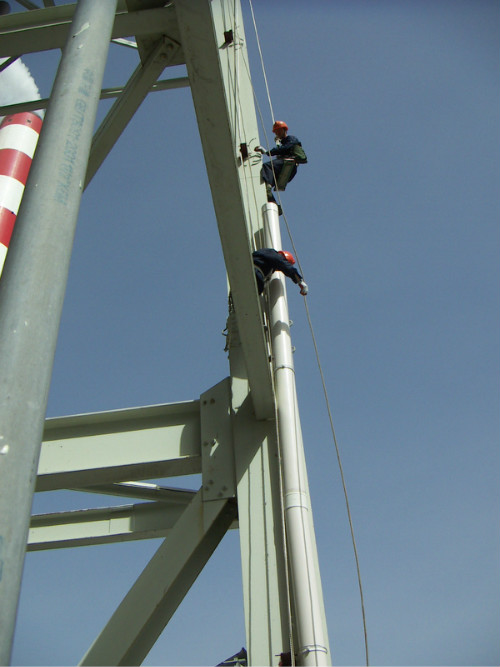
left=0, top=1, right=118, bottom=662
left=227, top=307, right=292, bottom=665
left=263, top=204, right=331, bottom=665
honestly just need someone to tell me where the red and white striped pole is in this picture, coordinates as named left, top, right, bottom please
left=0, top=112, right=42, bottom=276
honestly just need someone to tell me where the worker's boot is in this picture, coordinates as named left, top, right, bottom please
left=265, top=183, right=282, bottom=215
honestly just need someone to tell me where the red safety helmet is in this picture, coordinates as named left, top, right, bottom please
left=272, top=120, right=288, bottom=133
left=278, top=250, right=295, bottom=265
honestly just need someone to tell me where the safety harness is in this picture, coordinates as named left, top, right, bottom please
left=275, top=143, right=308, bottom=191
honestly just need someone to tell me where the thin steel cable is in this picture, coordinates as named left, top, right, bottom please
left=303, top=297, right=370, bottom=667
left=248, top=0, right=275, bottom=122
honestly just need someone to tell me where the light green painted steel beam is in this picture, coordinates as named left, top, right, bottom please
left=200, top=378, right=236, bottom=501
left=0, top=77, right=190, bottom=118
left=75, top=481, right=197, bottom=504
left=28, top=495, right=239, bottom=552
left=80, top=490, right=237, bottom=666
left=226, top=309, right=291, bottom=665
left=85, top=35, right=182, bottom=188
left=28, top=498, right=193, bottom=551
left=175, top=0, right=274, bottom=420
left=37, top=400, right=201, bottom=492
left=124, top=0, right=170, bottom=64
left=0, top=3, right=184, bottom=60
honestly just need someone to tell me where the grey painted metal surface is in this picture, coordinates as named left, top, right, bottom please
left=0, top=1, right=118, bottom=661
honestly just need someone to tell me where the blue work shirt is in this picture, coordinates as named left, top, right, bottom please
left=266, top=134, right=301, bottom=158
left=252, top=249, right=302, bottom=294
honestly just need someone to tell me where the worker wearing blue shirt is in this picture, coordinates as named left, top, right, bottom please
left=252, top=248, right=308, bottom=296
left=254, top=121, right=307, bottom=210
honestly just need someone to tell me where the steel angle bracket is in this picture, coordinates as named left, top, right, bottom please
left=200, top=378, right=236, bottom=502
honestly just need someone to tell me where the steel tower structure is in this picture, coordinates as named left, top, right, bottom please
left=0, top=1, right=330, bottom=664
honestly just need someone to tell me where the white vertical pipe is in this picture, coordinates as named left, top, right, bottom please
left=263, top=203, right=330, bottom=666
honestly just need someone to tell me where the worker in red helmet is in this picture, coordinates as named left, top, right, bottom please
left=252, top=248, right=308, bottom=296
left=254, top=121, right=307, bottom=211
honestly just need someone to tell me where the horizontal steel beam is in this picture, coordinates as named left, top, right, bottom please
left=28, top=498, right=192, bottom=550
left=28, top=492, right=239, bottom=551
left=37, top=400, right=201, bottom=491
left=0, top=4, right=184, bottom=61
left=75, top=481, right=197, bottom=504
left=0, top=77, right=190, bottom=117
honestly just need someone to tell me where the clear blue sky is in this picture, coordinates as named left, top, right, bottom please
left=3, top=1, right=499, bottom=665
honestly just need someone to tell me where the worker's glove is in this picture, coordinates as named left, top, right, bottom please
left=254, top=145, right=266, bottom=154
left=299, top=280, right=308, bottom=296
